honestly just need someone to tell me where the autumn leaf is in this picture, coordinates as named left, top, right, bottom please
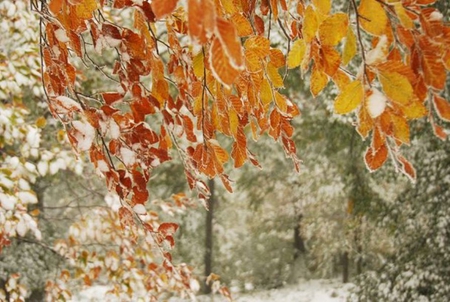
left=342, top=27, right=357, bottom=65
left=334, top=80, right=363, bottom=114
left=398, top=155, right=416, bottom=182
left=151, top=0, right=179, bottom=19
left=378, top=71, right=413, bottom=105
left=216, top=18, right=244, bottom=69
left=358, top=0, right=388, bottom=36
left=244, top=36, right=271, bottom=58
left=231, top=13, right=253, bottom=37
left=310, top=65, right=328, bottom=97
left=209, top=37, right=241, bottom=87
left=364, top=144, right=388, bottom=172
left=312, top=0, right=330, bottom=15
left=303, top=5, right=318, bottom=43
left=318, top=13, right=348, bottom=46
left=432, top=94, right=450, bottom=122
left=267, top=62, right=284, bottom=88
left=287, top=39, right=306, bottom=69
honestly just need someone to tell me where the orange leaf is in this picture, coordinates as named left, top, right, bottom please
left=188, top=0, right=215, bottom=44
left=432, top=122, right=447, bottom=141
left=151, top=0, right=178, bottom=19
left=209, top=37, right=240, bottom=87
left=310, top=65, right=328, bottom=97
left=358, top=0, right=388, bottom=36
left=321, top=46, right=340, bottom=76
left=398, top=155, right=416, bottom=182
left=433, top=94, right=450, bottom=122
left=216, top=18, right=244, bottom=69
left=364, top=144, right=388, bottom=172
left=244, top=36, right=270, bottom=58
left=421, top=48, right=446, bottom=90
left=230, top=13, right=253, bottom=37
left=269, top=49, right=286, bottom=68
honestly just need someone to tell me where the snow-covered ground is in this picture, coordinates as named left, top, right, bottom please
left=75, top=279, right=353, bottom=302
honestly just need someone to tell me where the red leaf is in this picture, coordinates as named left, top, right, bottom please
left=158, top=222, right=179, bottom=236
left=118, top=206, right=135, bottom=229
left=102, top=92, right=123, bottom=106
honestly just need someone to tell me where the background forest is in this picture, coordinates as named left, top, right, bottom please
left=1, top=0, right=450, bottom=301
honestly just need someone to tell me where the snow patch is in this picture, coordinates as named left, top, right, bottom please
left=367, top=89, right=387, bottom=118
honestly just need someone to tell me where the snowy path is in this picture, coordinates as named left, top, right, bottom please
left=75, top=279, right=352, bottom=302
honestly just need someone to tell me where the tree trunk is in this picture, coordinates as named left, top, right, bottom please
left=342, top=251, right=349, bottom=283
left=203, top=179, right=215, bottom=294
left=355, top=217, right=363, bottom=275
left=293, top=214, right=306, bottom=259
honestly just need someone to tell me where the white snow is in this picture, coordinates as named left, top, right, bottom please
left=55, top=28, right=70, bottom=43
left=74, top=279, right=352, bottom=302
left=367, top=88, right=387, bottom=118
left=429, top=11, right=443, bottom=21
left=120, top=147, right=136, bottom=166
left=365, top=35, right=388, bottom=66
left=133, top=204, right=147, bottom=215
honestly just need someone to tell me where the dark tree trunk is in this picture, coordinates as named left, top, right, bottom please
left=203, top=179, right=216, bottom=294
left=293, top=214, right=306, bottom=259
left=342, top=251, right=349, bottom=283
left=355, top=217, right=363, bottom=275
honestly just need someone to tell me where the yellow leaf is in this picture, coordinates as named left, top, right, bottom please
left=229, top=108, right=239, bottom=138
left=310, top=65, right=328, bottom=97
left=287, top=39, right=306, bottom=69
left=401, top=100, right=427, bottom=119
left=334, top=80, right=363, bottom=114
left=391, top=114, right=410, bottom=145
left=312, top=0, right=330, bottom=15
left=267, top=62, right=284, bottom=88
left=220, top=0, right=237, bottom=14
left=36, top=116, right=47, bottom=128
left=358, top=0, right=388, bottom=36
left=393, top=3, right=414, bottom=29
left=274, top=91, right=287, bottom=113
left=378, top=71, right=413, bottom=105
left=332, top=69, right=351, bottom=91
left=342, top=26, right=357, bottom=65
left=193, top=51, right=204, bottom=78
left=75, top=0, right=97, bottom=20
left=303, top=5, right=318, bottom=43
left=319, top=13, right=348, bottom=46
left=260, top=79, right=273, bottom=105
